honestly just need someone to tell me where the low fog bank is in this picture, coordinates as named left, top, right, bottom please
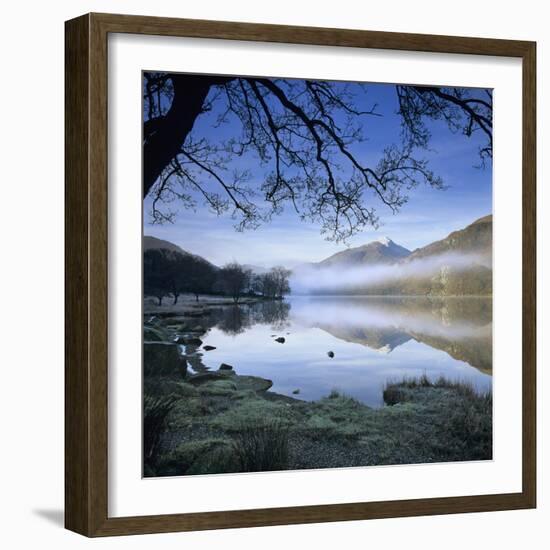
left=290, top=252, right=491, bottom=295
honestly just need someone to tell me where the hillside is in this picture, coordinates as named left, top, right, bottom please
left=143, top=235, right=218, bottom=270
left=296, top=215, right=493, bottom=296
left=315, top=237, right=410, bottom=268
left=406, top=215, right=492, bottom=262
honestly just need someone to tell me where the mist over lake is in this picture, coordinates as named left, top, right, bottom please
left=192, top=296, right=492, bottom=407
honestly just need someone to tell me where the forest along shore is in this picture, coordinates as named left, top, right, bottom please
left=143, top=300, right=493, bottom=476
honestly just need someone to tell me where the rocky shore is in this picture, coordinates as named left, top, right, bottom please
left=143, top=305, right=493, bottom=477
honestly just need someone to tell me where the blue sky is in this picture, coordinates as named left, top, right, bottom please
left=144, top=78, right=492, bottom=268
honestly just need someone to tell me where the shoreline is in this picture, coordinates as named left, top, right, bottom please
left=144, top=367, right=492, bottom=477
left=143, top=309, right=492, bottom=477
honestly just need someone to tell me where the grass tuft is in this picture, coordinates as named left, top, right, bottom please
left=143, top=394, right=179, bottom=470
left=230, top=419, right=290, bottom=472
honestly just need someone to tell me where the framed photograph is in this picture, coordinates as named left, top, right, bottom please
left=65, top=13, right=536, bottom=536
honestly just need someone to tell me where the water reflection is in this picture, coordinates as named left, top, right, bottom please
left=198, top=296, right=492, bottom=405
left=292, top=296, right=492, bottom=374
left=209, top=300, right=291, bottom=335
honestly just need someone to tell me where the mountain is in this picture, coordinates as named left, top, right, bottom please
left=406, top=215, right=492, bottom=262
left=143, top=236, right=218, bottom=270
left=314, top=237, right=411, bottom=268
left=395, top=215, right=492, bottom=296
left=143, top=235, right=186, bottom=254
left=297, top=215, right=493, bottom=297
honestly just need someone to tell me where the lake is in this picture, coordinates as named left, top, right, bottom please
left=194, top=296, right=492, bottom=407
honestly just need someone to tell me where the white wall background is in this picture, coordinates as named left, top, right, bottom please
left=0, top=0, right=546, bottom=547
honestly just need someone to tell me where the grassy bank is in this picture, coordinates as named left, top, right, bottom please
left=143, top=371, right=492, bottom=477
left=143, top=305, right=492, bottom=476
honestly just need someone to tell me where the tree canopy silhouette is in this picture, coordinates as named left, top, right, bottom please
left=143, top=73, right=492, bottom=242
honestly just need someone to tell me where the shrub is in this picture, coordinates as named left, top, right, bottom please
left=173, top=439, right=238, bottom=475
left=230, top=419, right=290, bottom=472
left=443, top=392, right=492, bottom=460
left=383, top=375, right=482, bottom=406
left=143, top=394, right=179, bottom=469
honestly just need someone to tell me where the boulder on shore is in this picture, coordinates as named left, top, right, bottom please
left=187, top=372, right=227, bottom=385
left=144, top=325, right=169, bottom=342
left=143, top=342, right=187, bottom=378
left=176, top=336, right=203, bottom=346
left=219, top=363, right=233, bottom=371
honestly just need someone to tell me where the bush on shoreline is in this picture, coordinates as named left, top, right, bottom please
left=383, top=374, right=486, bottom=406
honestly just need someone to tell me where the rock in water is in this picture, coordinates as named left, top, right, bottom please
left=327, top=351, right=335, bottom=358
left=143, top=342, right=187, bottom=378
left=292, top=389, right=300, bottom=395
left=203, top=345, right=217, bottom=351
left=219, top=363, right=233, bottom=371
left=275, top=337, right=286, bottom=343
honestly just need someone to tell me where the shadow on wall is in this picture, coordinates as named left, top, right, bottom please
left=32, top=509, right=64, bottom=528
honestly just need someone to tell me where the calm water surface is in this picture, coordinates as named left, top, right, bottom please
left=196, top=296, right=492, bottom=407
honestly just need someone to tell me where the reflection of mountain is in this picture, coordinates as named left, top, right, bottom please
left=293, top=297, right=492, bottom=374
left=314, top=323, right=412, bottom=353
left=409, top=327, right=492, bottom=375
left=313, top=322, right=491, bottom=373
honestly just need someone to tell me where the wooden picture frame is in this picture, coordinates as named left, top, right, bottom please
left=65, top=12, right=536, bottom=537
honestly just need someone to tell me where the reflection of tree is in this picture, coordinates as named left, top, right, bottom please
left=212, top=300, right=291, bottom=335
left=143, top=74, right=491, bottom=242
left=216, top=305, right=252, bottom=336
left=254, top=301, right=291, bottom=331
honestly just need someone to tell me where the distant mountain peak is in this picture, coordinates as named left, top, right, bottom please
left=376, top=236, right=393, bottom=246
left=315, top=237, right=410, bottom=268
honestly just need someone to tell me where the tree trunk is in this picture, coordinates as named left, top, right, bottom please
left=173, top=293, right=179, bottom=305
left=195, top=294, right=199, bottom=302
left=143, top=74, right=234, bottom=198
left=157, top=296, right=163, bottom=306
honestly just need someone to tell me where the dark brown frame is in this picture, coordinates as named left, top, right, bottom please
left=65, top=12, right=537, bottom=537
